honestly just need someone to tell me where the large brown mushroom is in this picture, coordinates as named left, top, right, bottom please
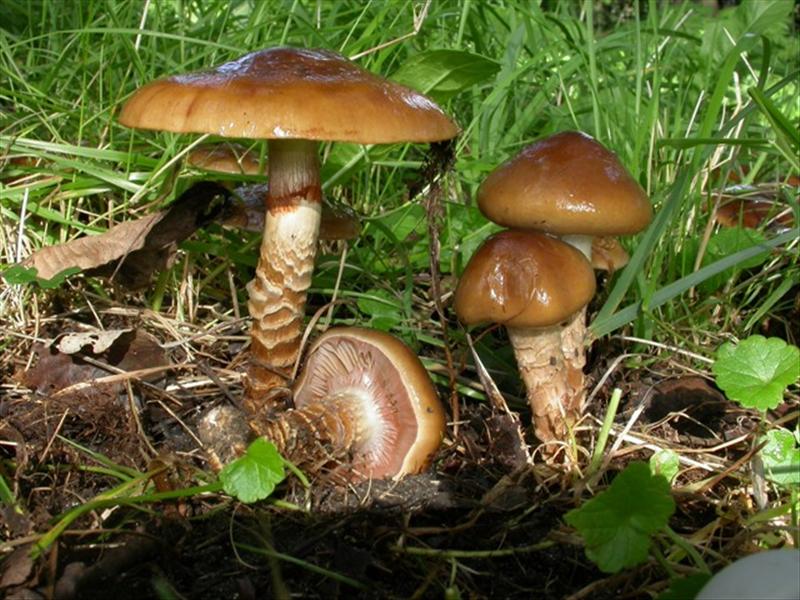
left=453, top=230, right=596, bottom=449
left=120, top=47, right=458, bottom=415
left=199, top=327, right=446, bottom=480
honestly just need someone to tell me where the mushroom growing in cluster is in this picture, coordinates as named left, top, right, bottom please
left=199, top=327, right=446, bottom=480
left=120, top=47, right=458, bottom=417
left=458, top=131, right=652, bottom=451
left=454, top=230, right=596, bottom=447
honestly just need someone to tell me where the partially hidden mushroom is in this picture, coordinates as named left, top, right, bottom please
left=453, top=230, right=596, bottom=450
left=591, top=236, right=630, bottom=273
left=120, top=47, right=458, bottom=417
left=198, top=327, right=446, bottom=480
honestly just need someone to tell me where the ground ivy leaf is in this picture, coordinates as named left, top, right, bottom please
left=713, top=336, right=800, bottom=411
left=565, top=462, right=676, bottom=573
left=650, top=449, right=680, bottom=484
left=760, top=428, right=800, bottom=487
left=219, top=438, right=286, bottom=503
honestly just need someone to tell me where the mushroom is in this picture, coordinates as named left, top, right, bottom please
left=453, top=230, right=596, bottom=449
left=470, top=132, right=652, bottom=449
left=188, top=142, right=264, bottom=175
left=119, top=47, right=458, bottom=415
left=199, top=327, right=446, bottom=480
left=186, top=143, right=361, bottom=241
left=477, top=130, right=652, bottom=261
left=591, top=236, right=630, bottom=273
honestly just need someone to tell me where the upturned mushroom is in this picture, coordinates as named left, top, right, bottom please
left=453, top=230, right=596, bottom=449
left=198, top=327, right=446, bottom=480
left=120, top=47, right=458, bottom=415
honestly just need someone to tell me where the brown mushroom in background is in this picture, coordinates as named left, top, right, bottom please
left=188, top=142, right=264, bottom=175
left=120, top=47, right=458, bottom=416
left=714, top=199, right=794, bottom=233
left=454, top=230, right=596, bottom=451
left=199, top=327, right=446, bottom=480
left=591, top=236, right=630, bottom=273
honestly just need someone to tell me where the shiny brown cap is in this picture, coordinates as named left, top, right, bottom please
left=293, top=327, right=446, bottom=479
left=477, top=131, right=652, bottom=235
left=591, top=236, right=630, bottom=272
left=120, top=47, right=459, bottom=144
left=187, top=143, right=264, bottom=175
left=454, top=230, right=596, bottom=328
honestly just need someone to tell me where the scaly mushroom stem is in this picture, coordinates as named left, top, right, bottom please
left=245, top=139, right=321, bottom=414
left=257, top=391, right=366, bottom=470
left=506, top=310, right=587, bottom=449
left=201, top=392, right=372, bottom=474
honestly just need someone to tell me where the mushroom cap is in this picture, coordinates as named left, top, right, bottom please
left=477, top=131, right=652, bottom=235
left=188, top=143, right=264, bottom=175
left=454, top=230, right=596, bottom=328
left=293, top=327, right=446, bottom=479
left=119, top=47, right=459, bottom=144
left=591, top=236, right=630, bottom=271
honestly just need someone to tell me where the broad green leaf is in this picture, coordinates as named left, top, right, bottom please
left=713, top=336, right=800, bottom=411
left=650, top=449, right=680, bottom=484
left=356, top=288, right=403, bottom=332
left=565, top=463, right=675, bottom=573
left=760, top=428, right=800, bottom=487
left=219, top=439, right=286, bottom=504
left=391, top=49, right=500, bottom=101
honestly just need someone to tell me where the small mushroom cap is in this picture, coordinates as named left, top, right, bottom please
left=188, top=143, right=264, bottom=175
left=454, top=230, right=596, bottom=328
left=120, top=47, right=459, bottom=144
left=293, top=327, right=446, bottom=479
left=591, top=236, right=630, bottom=271
left=477, top=131, right=652, bottom=235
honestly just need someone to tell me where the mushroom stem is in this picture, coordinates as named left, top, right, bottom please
left=258, top=391, right=365, bottom=470
left=506, top=311, right=587, bottom=450
left=245, top=138, right=322, bottom=414
left=560, top=234, right=593, bottom=261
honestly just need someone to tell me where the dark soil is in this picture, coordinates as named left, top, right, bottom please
left=0, top=307, right=791, bottom=600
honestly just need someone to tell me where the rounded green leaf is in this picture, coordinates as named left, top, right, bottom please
left=713, top=336, right=800, bottom=411
left=219, top=438, right=286, bottom=504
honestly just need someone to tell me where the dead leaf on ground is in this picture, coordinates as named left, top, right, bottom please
left=642, top=376, right=729, bottom=438
left=22, top=328, right=169, bottom=395
left=19, top=181, right=232, bottom=289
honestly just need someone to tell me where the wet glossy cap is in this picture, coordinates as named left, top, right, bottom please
left=454, top=230, right=596, bottom=328
left=293, top=327, right=446, bottom=479
left=477, top=131, right=652, bottom=235
left=120, top=47, right=459, bottom=144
